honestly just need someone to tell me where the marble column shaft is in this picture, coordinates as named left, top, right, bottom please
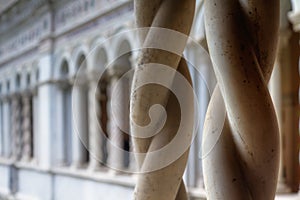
left=11, top=96, right=22, bottom=160
left=2, top=99, right=11, bottom=158
left=107, top=76, right=124, bottom=171
left=88, top=80, right=103, bottom=170
left=72, top=83, right=89, bottom=167
left=21, top=93, right=33, bottom=161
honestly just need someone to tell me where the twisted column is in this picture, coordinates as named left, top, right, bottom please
left=202, top=0, right=280, bottom=199
left=21, top=92, right=33, bottom=162
left=11, top=95, right=22, bottom=161
left=131, top=0, right=195, bottom=199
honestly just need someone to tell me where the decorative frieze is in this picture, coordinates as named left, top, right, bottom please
left=54, top=0, right=132, bottom=37
left=0, top=14, right=51, bottom=64
left=0, top=0, right=46, bottom=34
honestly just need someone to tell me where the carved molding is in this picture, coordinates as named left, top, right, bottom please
left=54, top=0, right=132, bottom=36
left=0, top=14, right=51, bottom=64
left=0, top=0, right=47, bottom=34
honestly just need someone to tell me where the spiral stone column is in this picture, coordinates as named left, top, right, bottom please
left=11, top=94, right=22, bottom=161
left=202, top=1, right=280, bottom=199
left=21, top=92, right=33, bottom=162
left=131, top=1, right=195, bottom=199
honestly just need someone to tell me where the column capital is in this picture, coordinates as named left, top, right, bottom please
left=10, top=92, right=22, bottom=99
left=107, top=63, right=131, bottom=80
left=71, top=72, right=89, bottom=87
left=21, top=89, right=34, bottom=98
left=54, top=77, right=72, bottom=89
left=86, top=68, right=102, bottom=83
left=1, top=95, right=10, bottom=102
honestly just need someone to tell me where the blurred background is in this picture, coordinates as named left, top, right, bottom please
left=0, top=0, right=299, bottom=199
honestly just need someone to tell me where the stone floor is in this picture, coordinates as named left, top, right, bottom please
left=276, top=193, right=300, bottom=200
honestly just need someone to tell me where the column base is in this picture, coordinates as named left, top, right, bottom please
left=20, top=156, right=31, bottom=163
left=87, top=161, right=101, bottom=172
left=70, top=162, right=84, bottom=169
left=108, top=168, right=122, bottom=175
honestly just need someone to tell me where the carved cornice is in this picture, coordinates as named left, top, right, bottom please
left=0, top=0, right=47, bottom=35
left=0, top=14, right=52, bottom=64
left=54, top=0, right=133, bottom=37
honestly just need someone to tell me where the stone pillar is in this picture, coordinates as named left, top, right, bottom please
left=203, top=1, right=280, bottom=199
left=72, top=82, right=89, bottom=168
left=11, top=95, right=22, bottom=161
left=0, top=99, right=3, bottom=156
left=277, top=30, right=300, bottom=193
left=121, top=76, right=131, bottom=170
left=270, top=56, right=288, bottom=193
left=32, top=89, right=39, bottom=163
left=2, top=98, right=11, bottom=158
left=106, top=76, right=124, bottom=172
left=21, top=92, right=33, bottom=162
left=287, top=3, right=300, bottom=193
left=128, top=138, right=136, bottom=171
left=37, top=50, right=54, bottom=169
left=87, top=70, right=103, bottom=170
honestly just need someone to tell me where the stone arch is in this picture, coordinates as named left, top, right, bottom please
left=30, top=62, right=40, bottom=86
left=73, top=49, right=90, bottom=166
left=107, top=38, right=133, bottom=169
left=15, top=72, right=21, bottom=91
left=113, top=39, right=133, bottom=72
left=60, top=59, right=70, bottom=77
left=6, top=79, right=10, bottom=94
left=25, top=71, right=31, bottom=88
left=0, top=81, right=2, bottom=95
left=56, top=57, right=73, bottom=166
left=73, top=45, right=89, bottom=74
left=75, top=53, right=88, bottom=76
left=113, top=34, right=134, bottom=60
left=93, top=47, right=108, bottom=71
left=55, top=53, right=72, bottom=80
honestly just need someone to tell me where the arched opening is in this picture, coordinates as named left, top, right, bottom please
left=0, top=83, right=3, bottom=156
left=94, top=47, right=109, bottom=166
left=74, top=53, right=90, bottom=167
left=60, top=60, right=73, bottom=166
left=26, top=73, right=30, bottom=86
left=13, top=73, right=23, bottom=160
left=3, top=80, right=11, bottom=157
left=32, top=68, right=40, bottom=162
left=23, top=72, right=35, bottom=161
left=36, top=69, right=39, bottom=82
left=106, top=40, right=133, bottom=170
left=16, top=73, right=21, bottom=90
left=6, top=80, right=10, bottom=92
